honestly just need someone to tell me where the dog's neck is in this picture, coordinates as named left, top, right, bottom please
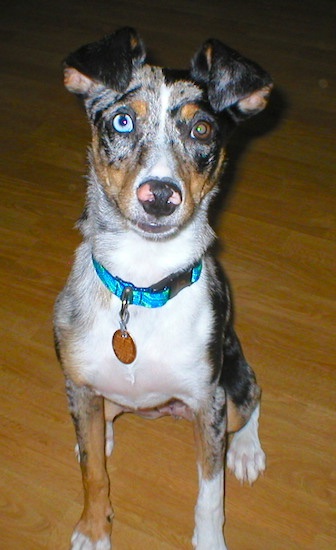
left=79, top=170, right=216, bottom=287
left=88, top=215, right=213, bottom=286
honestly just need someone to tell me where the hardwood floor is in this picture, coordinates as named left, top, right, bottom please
left=0, top=1, right=335, bottom=548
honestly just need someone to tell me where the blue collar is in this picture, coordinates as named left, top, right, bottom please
left=92, top=256, right=202, bottom=308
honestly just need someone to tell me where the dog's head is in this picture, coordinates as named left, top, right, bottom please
left=64, top=28, right=272, bottom=239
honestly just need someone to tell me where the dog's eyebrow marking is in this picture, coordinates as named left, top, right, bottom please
left=92, top=86, right=143, bottom=125
left=115, top=85, right=142, bottom=105
left=129, top=99, right=147, bottom=118
left=180, top=103, right=201, bottom=121
left=88, top=91, right=109, bottom=110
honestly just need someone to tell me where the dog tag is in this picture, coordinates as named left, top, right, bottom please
left=112, top=329, right=136, bottom=364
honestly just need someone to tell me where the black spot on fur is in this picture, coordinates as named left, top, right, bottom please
left=195, top=151, right=212, bottom=172
left=206, top=261, right=259, bottom=412
left=211, top=396, right=227, bottom=439
left=221, top=325, right=259, bottom=409
left=99, top=134, right=112, bottom=159
left=207, top=260, right=229, bottom=382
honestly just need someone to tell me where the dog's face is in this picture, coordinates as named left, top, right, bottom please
left=64, top=28, right=272, bottom=239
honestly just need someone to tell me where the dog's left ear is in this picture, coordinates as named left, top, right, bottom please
left=63, top=27, right=146, bottom=96
left=191, top=39, right=273, bottom=119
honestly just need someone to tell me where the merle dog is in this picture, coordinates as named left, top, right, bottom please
left=54, top=27, right=272, bottom=550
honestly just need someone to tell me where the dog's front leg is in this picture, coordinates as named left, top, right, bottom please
left=66, top=379, right=113, bottom=550
left=192, top=385, right=228, bottom=550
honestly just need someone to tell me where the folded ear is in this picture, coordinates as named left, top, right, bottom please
left=191, top=39, right=273, bottom=119
left=63, top=27, right=146, bottom=96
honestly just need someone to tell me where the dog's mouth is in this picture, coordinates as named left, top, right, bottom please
left=135, top=220, right=177, bottom=236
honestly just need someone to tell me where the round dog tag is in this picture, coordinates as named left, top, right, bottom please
left=112, top=330, right=136, bottom=364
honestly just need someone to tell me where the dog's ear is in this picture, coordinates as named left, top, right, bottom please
left=191, top=39, right=272, bottom=119
left=63, top=27, right=146, bottom=96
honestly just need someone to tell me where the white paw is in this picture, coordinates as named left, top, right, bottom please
left=227, top=431, right=266, bottom=484
left=71, top=531, right=111, bottom=550
left=227, top=404, right=266, bottom=484
left=192, top=529, right=228, bottom=550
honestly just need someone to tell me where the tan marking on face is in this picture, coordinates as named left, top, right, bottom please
left=91, top=133, right=141, bottom=217
left=180, top=103, right=201, bottom=121
left=96, top=161, right=141, bottom=215
left=208, top=148, right=228, bottom=194
left=130, top=99, right=147, bottom=118
left=175, top=147, right=227, bottom=221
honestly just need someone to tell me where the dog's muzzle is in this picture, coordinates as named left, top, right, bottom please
left=137, top=179, right=182, bottom=217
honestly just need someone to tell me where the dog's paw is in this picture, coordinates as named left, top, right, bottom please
left=192, top=530, right=228, bottom=550
left=227, top=430, right=266, bottom=484
left=71, top=531, right=111, bottom=550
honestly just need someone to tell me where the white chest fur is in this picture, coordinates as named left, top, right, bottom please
left=76, top=276, right=213, bottom=411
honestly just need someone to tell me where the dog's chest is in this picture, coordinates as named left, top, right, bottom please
left=77, top=286, right=213, bottom=410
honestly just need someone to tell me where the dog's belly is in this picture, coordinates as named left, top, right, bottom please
left=76, top=298, right=213, bottom=411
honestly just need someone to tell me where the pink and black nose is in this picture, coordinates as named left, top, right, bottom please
left=137, top=179, right=182, bottom=217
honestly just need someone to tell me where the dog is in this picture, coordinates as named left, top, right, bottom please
left=54, top=27, right=272, bottom=550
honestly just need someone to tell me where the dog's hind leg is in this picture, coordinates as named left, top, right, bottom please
left=222, top=326, right=266, bottom=484
left=104, top=400, right=123, bottom=457
left=66, top=379, right=113, bottom=550
left=192, top=384, right=228, bottom=550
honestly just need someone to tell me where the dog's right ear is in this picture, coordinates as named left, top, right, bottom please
left=63, top=27, right=146, bottom=96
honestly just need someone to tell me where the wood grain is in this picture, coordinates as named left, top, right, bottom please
left=0, top=1, right=335, bottom=548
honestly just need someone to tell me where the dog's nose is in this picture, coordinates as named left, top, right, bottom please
left=137, top=179, right=182, bottom=217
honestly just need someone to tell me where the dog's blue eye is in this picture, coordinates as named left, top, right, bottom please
left=112, top=113, right=134, bottom=133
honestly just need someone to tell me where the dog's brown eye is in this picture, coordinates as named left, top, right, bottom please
left=191, top=121, right=212, bottom=141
